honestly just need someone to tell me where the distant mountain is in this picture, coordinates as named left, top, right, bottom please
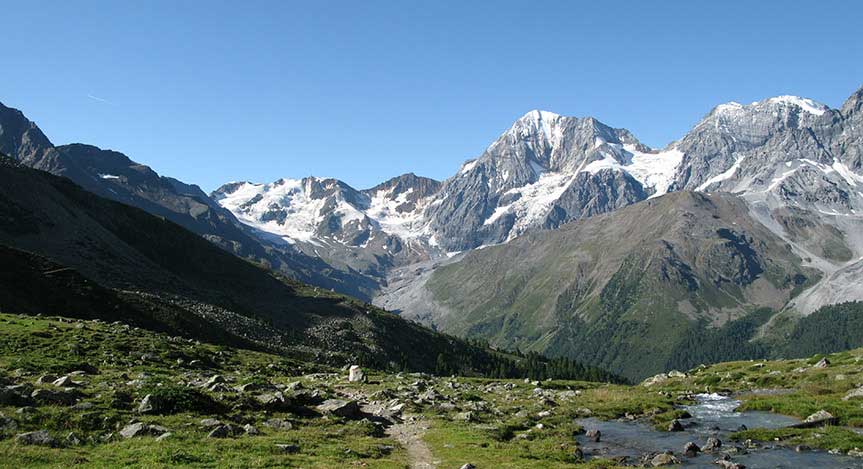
left=382, top=191, right=818, bottom=379
left=0, top=102, right=377, bottom=300
left=213, top=87, right=863, bottom=320
left=0, top=155, right=561, bottom=375
left=212, top=173, right=442, bottom=285
left=4, top=84, right=863, bottom=378
left=375, top=86, right=863, bottom=379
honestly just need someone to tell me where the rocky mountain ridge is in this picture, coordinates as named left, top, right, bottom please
left=212, top=86, right=863, bottom=320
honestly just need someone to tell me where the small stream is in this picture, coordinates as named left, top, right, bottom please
left=576, top=393, right=862, bottom=468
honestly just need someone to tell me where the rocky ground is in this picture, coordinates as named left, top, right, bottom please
left=1, top=312, right=862, bottom=468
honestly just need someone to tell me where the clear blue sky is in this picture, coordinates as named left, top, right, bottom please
left=3, top=1, right=862, bottom=191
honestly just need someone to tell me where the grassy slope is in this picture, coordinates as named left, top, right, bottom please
left=426, top=192, right=815, bottom=380
left=2, top=312, right=863, bottom=467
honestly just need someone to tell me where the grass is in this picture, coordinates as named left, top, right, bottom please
left=0, top=313, right=405, bottom=468
left=3, top=311, right=863, bottom=466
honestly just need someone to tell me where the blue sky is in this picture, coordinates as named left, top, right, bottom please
left=3, top=1, right=862, bottom=191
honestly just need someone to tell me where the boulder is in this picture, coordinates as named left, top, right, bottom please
left=15, top=430, right=56, bottom=446
left=256, top=391, right=290, bottom=411
left=137, top=394, right=165, bottom=414
left=667, top=419, right=684, bottom=432
left=814, top=358, right=830, bottom=368
left=243, top=424, right=259, bottom=435
left=263, top=418, right=293, bottom=430
left=650, top=452, right=680, bottom=466
left=348, top=365, right=366, bottom=383
left=203, top=375, right=224, bottom=388
left=642, top=373, right=669, bottom=387
left=703, top=436, right=722, bottom=452
left=586, top=429, right=601, bottom=442
left=276, top=443, right=300, bottom=453
left=573, top=447, right=584, bottom=462
left=683, top=441, right=700, bottom=457
left=792, top=410, right=839, bottom=428
left=237, top=382, right=275, bottom=393
left=843, top=387, right=863, bottom=401
left=119, top=422, right=169, bottom=439
left=317, top=399, right=360, bottom=418
left=714, top=460, right=745, bottom=469
left=31, top=388, right=79, bottom=405
left=460, top=465, right=476, bottom=469
left=65, top=432, right=82, bottom=446
left=199, top=418, right=222, bottom=428
left=0, top=415, right=18, bottom=432
left=0, top=385, right=33, bottom=406
left=207, top=424, right=239, bottom=438
left=35, top=375, right=58, bottom=385
left=51, top=376, right=80, bottom=387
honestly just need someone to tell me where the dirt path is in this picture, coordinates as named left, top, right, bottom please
left=386, top=415, right=438, bottom=468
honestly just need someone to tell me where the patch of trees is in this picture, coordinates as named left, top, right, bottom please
left=432, top=341, right=625, bottom=384
left=778, top=301, right=863, bottom=358
left=664, top=308, right=772, bottom=371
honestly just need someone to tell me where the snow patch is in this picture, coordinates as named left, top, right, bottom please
left=696, top=155, right=747, bottom=191
left=766, top=96, right=829, bottom=116
left=460, top=160, right=478, bottom=175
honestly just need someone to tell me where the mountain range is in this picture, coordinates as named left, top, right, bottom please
left=2, top=85, right=863, bottom=378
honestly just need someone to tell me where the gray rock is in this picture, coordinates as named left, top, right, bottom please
left=586, top=429, right=601, bottom=442
left=199, top=418, right=222, bottom=428
left=203, top=375, right=224, bottom=388
left=65, top=432, right=82, bottom=446
left=667, top=419, right=684, bottom=432
left=263, top=418, right=293, bottom=430
left=0, top=415, right=18, bottom=431
left=15, top=430, right=56, bottom=446
left=704, top=436, right=722, bottom=452
left=256, top=391, right=290, bottom=410
left=243, top=424, right=259, bottom=435
left=650, top=452, right=680, bottom=466
left=120, top=422, right=168, bottom=439
left=207, top=425, right=236, bottom=439
left=137, top=394, right=162, bottom=414
left=31, top=388, right=79, bottom=405
left=843, top=386, right=863, bottom=401
left=0, top=385, right=34, bottom=406
left=51, top=376, right=79, bottom=387
left=801, top=410, right=837, bottom=427
left=348, top=365, right=365, bottom=382
left=317, top=399, right=360, bottom=418
left=683, top=441, right=700, bottom=457
left=35, top=374, right=58, bottom=385
left=276, top=443, right=300, bottom=453
left=236, top=382, right=275, bottom=393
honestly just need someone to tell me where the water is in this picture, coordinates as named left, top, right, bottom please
left=576, top=393, right=862, bottom=468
